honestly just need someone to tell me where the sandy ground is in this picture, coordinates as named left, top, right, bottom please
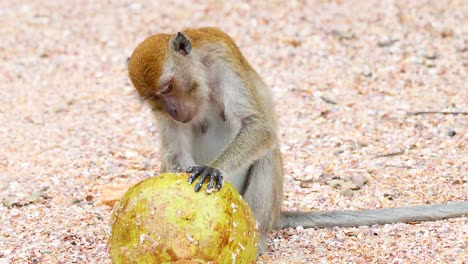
left=0, top=0, right=467, bottom=263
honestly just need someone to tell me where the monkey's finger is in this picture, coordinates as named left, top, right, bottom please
left=215, top=175, right=224, bottom=191
left=206, top=172, right=217, bottom=193
left=187, top=167, right=203, bottom=184
left=194, top=169, right=210, bottom=192
left=186, top=166, right=196, bottom=173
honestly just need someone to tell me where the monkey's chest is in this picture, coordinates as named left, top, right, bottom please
left=191, top=111, right=236, bottom=165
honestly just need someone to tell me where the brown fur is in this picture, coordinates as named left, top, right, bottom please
left=128, top=34, right=172, bottom=96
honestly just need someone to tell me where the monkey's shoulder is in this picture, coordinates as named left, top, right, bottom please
left=183, top=27, right=233, bottom=46
left=183, top=27, right=253, bottom=74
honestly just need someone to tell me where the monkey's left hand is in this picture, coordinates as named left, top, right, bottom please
left=186, top=166, right=224, bottom=193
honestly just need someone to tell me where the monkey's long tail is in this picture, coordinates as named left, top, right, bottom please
left=278, top=201, right=468, bottom=229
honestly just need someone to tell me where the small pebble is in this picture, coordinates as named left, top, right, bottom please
left=447, top=129, right=456, bottom=137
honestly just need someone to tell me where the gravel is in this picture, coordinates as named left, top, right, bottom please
left=0, top=0, right=466, bottom=263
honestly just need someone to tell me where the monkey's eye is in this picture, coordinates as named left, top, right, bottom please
left=143, top=94, right=159, bottom=101
left=160, top=83, right=172, bottom=95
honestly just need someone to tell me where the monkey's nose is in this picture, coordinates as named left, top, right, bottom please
left=169, top=106, right=178, bottom=118
left=166, top=104, right=183, bottom=122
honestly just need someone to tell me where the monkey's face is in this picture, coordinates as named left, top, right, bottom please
left=144, top=78, right=201, bottom=123
left=128, top=59, right=202, bottom=124
left=128, top=33, right=204, bottom=124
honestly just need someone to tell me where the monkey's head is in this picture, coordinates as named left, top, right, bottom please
left=127, top=32, right=205, bottom=124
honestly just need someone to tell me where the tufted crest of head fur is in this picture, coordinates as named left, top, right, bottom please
left=127, top=34, right=172, bottom=96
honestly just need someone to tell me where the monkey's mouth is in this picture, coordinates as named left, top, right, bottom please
left=170, top=114, right=191, bottom=123
left=181, top=115, right=192, bottom=123
left=167, top=108, right=192, bottom=123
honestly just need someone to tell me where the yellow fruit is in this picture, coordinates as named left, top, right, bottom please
left=110, top=173, right=258, bottom=264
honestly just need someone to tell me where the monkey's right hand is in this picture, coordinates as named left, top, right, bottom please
left=186, top=165, right=224, bottom=193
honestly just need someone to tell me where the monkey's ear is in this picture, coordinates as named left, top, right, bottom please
left=125, top=57, right=131, bottom=69
left=171, top=32, right=192, bottom=56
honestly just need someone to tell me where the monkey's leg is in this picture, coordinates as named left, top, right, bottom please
left=241, top=149, right=284, bottom=254
left=159, top=128, right=196, bottom=173
left=160, top=154, right=193, bottom=173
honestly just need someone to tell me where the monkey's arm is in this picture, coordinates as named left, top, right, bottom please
left=210, top=115, right=275, bottom=174
left=279, top=201, right=468, bottom=228
left=187, top=114, right=275, bottom=192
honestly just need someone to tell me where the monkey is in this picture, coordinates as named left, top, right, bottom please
left=126, top=27, right=468, bottom=254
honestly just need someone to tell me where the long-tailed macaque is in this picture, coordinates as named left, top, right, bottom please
left=127, top=27, right=468, bottom=254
